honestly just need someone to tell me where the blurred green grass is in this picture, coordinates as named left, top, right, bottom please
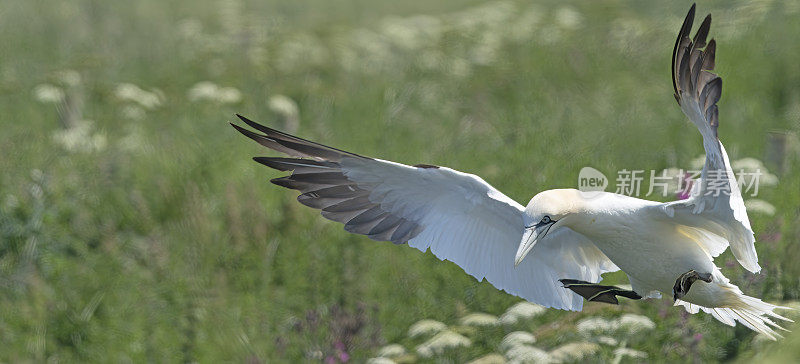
left=1, top=0, right=799, bottom=362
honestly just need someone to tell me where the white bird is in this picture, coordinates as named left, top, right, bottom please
left=232, top=4, right=790, bottom=338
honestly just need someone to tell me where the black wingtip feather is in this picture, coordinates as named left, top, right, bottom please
left=253, top=157, right=291, bottom=171
left=693, top=14, right=712, bottom=49
left=703, top=39, right=716, bottom=70
left=231, top=122, right=267, bottom=143
left=270, top=176, right=303, bottom=190
left=672, top=4, right=697, bottom=99
left=684, top=4, right=696, bottom=29
left=236, top=114, right=278, bottom=136
left=253, top=157, right=338, bottom=172
left=671, top=4, right=723, bottom=139
left=232, top=115, right=423, bottom=246
left=233, top=114, right=372, bottom=162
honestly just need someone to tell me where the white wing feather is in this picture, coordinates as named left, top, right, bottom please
left=232, top=115, right=618, bottom=310
left=663, top=8, right=759, bottom=272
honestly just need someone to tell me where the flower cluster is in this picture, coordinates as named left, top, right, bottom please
left=369, top=301, right=662, bottom=363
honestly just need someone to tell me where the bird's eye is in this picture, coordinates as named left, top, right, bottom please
left=541, top=216, right=552, bottom=224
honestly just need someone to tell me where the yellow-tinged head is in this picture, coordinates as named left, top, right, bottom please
left=525, top=189, right=587, bottom=220
left=515, top=189, right=591, bottom=266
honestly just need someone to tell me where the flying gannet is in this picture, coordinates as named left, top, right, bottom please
left=231, top=4, right=790, bottom=338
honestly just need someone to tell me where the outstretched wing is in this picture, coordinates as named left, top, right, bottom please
left=232, top=115, right=618, bottom=310
left=663, top=4, right=759, bottom=272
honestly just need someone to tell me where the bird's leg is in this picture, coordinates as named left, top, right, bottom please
left=672, top=270, right=713, bottom=301
left=559, top=279, right=642, bottom=305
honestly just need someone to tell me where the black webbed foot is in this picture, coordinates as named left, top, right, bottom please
left=559, top=279, right=642, bottom=305
left=672, top=270, right=713, bottom=301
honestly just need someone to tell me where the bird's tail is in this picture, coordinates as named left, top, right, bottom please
left=675, top=282, right=793, bottom=340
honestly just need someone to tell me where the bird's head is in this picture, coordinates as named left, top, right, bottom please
left=514, top=189, right=586, bottom=266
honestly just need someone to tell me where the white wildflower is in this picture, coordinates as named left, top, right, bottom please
left=114, top=83, right=162, bottom=110
left=689, top=156, right=778, bottom=191
left=554, top=6, right=583, bottom=30
left=188, top=81, right=219, bottom=102
left=216, top=87, right=242, bottom=104
left=595, top=336, right=618, bottom=346
left=500, top=331, right=536, bottom=352
left=759, top=172, right=778, bottom=187
left=460, top=312, right=499, bottom=327
left=508, top=6, right=543, bottom=42
left=732, top=157, right=778, bottom=186
left=380, top=15, right=442, bottom=51
left=576, top=316, right=618, bottom=336
left=306, top=349, right=324, bottom=360
left=467, top=353, right=506, bottom=364
left=33, top=84, right=64, bottom=103
left=51, top=120, right=107, bottom=153
left=416, top=330, right=471, bottom=358
left=377, top=344, right=406, bottom=358
left=4, top=194, right=19, bottom=210
left=449, top=1, right=516, bottom=34
left=30, top=169, right=43, bottom=182
left=499, top=302, right=546, bottom=324
left=56, top=70, right=81, bottom=87
left=152, top=89, right=165, bottom=104
left=732, top=157, right=765, bottom=172
left=408, top=319, right=447, bottom=338
left=470, top=31, right=502, bottom=66
left=613, top=347, right=647, bottom=359
left=618, top=314, right=655, bottom=335
left=505, top=345, right=550, bottom=364
left=366, top=358, right=396, bottom=364
left=187, top=82, right=241, bottom=104
left=29, top=184, right=43, bottom=200
left=549, top=342, right=600, bottom=362
left=268, top=95, right=299, bottom=120
left=745, top=199, right=776, bottom=215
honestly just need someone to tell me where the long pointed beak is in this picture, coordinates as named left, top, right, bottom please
left=515, top=227, right=540, bottom=267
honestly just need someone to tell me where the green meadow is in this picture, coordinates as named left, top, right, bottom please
left=1, top=0, right=799, bottom=362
